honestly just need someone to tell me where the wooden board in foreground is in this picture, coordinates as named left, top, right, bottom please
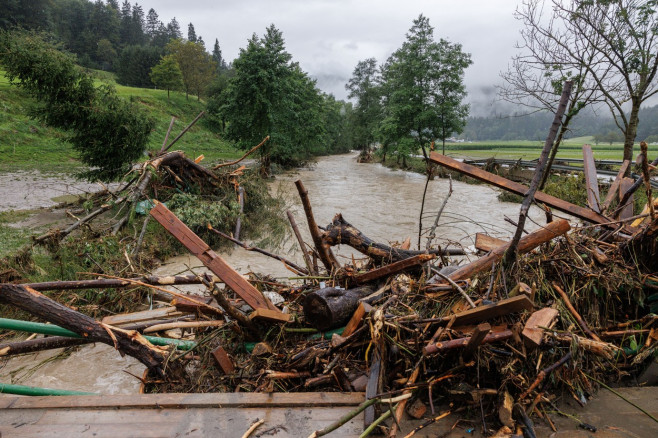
left=0, top=392, right=365, bottom=438
left=429, top=152, right=613, bottom=225
left=150, top=202, right=278, bottom=312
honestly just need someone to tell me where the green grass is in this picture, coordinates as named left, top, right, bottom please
left=441, top=137, right=657, bottom=161
left=0, top=210, right=34, bottom=258
left=0, top=70, right=242, bottom=175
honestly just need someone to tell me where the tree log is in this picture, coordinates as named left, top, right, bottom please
left=0, top=284, right=179, bottom=377
left=445, top=219, right=570, bottom=282
left=303, top=285, right=374, bottom=330
left=322, top=214, right=464, bottom=264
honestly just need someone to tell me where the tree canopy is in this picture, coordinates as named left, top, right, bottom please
left=0, top=30, right=153, bottom=181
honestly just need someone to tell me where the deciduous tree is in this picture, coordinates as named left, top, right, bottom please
left=150, top=54, right=183, bottom=99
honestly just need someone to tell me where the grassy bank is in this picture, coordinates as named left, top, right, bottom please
left=0, top=70, right=242, bottom=174
left=441, top=136, right=658, bottom=161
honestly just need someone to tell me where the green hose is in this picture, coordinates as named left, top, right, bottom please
left=0, top=382, right=97, bottom=396
left=0, top=317, right=195, bottom=350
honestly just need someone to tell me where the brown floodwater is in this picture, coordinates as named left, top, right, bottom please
left=1, top=152, right=559, bottom=394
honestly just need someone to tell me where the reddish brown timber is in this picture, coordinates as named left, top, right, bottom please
left=445, top=219, right=570, bottom=282
left=464, top=322, right=491, bottom=356
left=522, top=307, right=559, bottom=348
left=248, top=308, right=292, bottom=323
left=429, top=152, right=613, bottom=226
left=444, top=295, right=534, bottom=327
left=583, top=144, right=602, bottom=212
left=211, top=346, right=235, bottom=374
left=150, top=202, right=278, bottom=312
left=353, top=253, right=435, bottom=284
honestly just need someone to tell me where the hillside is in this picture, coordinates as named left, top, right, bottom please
left=0, top=70, right=241, bottom=174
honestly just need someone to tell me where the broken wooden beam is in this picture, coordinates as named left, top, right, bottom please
left=211, top=346, right=235, bottom=374
left=474, top=233, right=506, bottom=252
left=342, top=302, right=373, bottom=337
left=149, top=202, right=279, bottom=313
left=303, top=285, right=374, bottom=331
left=445, top=219, right=570, bottom=282
left=582, top=144, right=602, bottom=213
left=444, top=295, right=534, bottom=327
left=464, top=322, right=491, bottom=356
left=23, top=274, right=220, bottom=292
left=522, top=307, right=559, bottom=348
left=248, top=308, right=292, bottom=324
left=602, top=160, right=630, bottom=211
left=428, top=152, right=613, bottom=226
left=353, top=254, right=435, bottom=284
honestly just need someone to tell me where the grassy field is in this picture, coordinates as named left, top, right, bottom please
left=441, top=136, right=657, bottom=161
left=0, top=70, right=242, bottom=174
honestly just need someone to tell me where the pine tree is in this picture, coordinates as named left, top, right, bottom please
left=212, top=38, right=225, bottom=70
left=166, top=17, right=181, bottom=40
left=187, top=23, right=197, bottom=42
left=145, top=8, right=160, bottom=38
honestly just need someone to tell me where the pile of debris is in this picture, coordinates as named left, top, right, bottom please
left=1, top=104, right=658, bottom=436
left=1, top=139, right=657, bottom=436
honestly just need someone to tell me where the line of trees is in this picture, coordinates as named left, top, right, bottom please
left=345, top=15, right=472, bottom=165
left=0, top=0, right=226, bottom=96
left=499, top=0, right=658, bottom=165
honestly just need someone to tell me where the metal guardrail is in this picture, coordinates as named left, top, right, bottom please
left=463, top=158, right=658, bottom=189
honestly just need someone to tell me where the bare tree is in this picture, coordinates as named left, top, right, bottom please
left=512, top=0, right=658, bottom=165
left=499, top=0, right=605, bottom=188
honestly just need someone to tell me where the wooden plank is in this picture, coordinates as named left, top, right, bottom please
left=464, top=323, right=491, bottom=356
left=429, top=152, right=613, bottom=225
left=211, top=346, right=235, bottom=374
left=601, top=160, right=630, bottom=210
left=342, top=302, right=372, bottom=337
left=101, top=307, right=183, bottom=326
left=445, top=295, right=534, bottom=327
left=364, top=352, right=382, bottom=427
left=248, top=308, right=292, bottom=323
left=1, top=392, right=365, bottom=410
left=150, top=202, right=278, bottom=312
left=474, top=233, right=506, bottom=252
left=354, top=254, right=435, bottom=284
left=582, top=144, right=601, bottom=212
left=522, top=307, right=559, bottom=348
left=619, top=177, right=635, bottom=220
left=446, top=219, right=570, bottom=282
left=0, top=405, right=365, bottom=438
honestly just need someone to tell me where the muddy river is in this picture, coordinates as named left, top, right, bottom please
left=0, top=152, right=555, bottom=394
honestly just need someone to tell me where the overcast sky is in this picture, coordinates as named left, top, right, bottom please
left=136, top=0, right=523, bottom=115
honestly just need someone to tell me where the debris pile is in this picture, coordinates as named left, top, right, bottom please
left=1, top=112, right=658, bottom=437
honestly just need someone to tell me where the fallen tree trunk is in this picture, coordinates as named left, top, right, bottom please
left=0, top=284, right=179, bottom=377
left=303, top=285, right=374, bottom=330
left=322, top=214, right=464, bottom=264
left=23, top=273, right=220, bottom=292
left=0, top=315, right=195, bottom=357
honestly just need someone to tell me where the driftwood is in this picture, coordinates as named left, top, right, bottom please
left=424, top=329, right=514, bottom=355
left=0, top=315, right=194, bottom=357
left=287, top=210, right=317, bottom=276
left=428, top=152, right=614, bottom=226
left=322, top=214, right=464, bottom=264
left=23, top=273, right=220, bottom=292
left=150, top=202, right=279, bottom=312
left=602, top=160, right=631, bottom=211
left=354, top=254, right=435, bottom=284
left=0, top=284, right=178, bottom=377
left=505, top=81, right=572, bottom=264
left=552, top=283, right=601, bottom=341
left=444, top=219, right=570, bottom=282
left=295, top=180, right=341, bottom=273
left=303, top=285, right=374, bottom=330
left=208, top=225, right=308, bottom=275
